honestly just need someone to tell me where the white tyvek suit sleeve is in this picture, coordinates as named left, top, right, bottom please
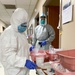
left=2, top=31, right=26, bottom=68
left=32, top=29, right=37, bottom=46
left=46, top=25, right=55, bottom=43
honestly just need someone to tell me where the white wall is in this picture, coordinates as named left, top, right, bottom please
left=0, top=20, right=6, bottom=33
left=61, top=0, right=75, bottom=49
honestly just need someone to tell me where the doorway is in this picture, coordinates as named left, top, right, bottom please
left=44, top=0, right=60, bottom=48
left=35, top=13, right=39, bottom=26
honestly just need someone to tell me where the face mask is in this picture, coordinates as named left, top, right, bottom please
left=41, top=20, right=45, bottom=25
left=18, top=24, right=27, bottom=33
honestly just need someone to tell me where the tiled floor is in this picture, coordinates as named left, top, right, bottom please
left=0, top=62, right=36, bottom=75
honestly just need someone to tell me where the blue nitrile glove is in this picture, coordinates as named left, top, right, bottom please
left=41, top=40, right=47, bottom=46
left=29, top=45, right=34, bottom=52
left=25, top=59, right=37, bottom=69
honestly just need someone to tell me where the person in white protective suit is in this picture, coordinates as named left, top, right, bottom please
left=0, top=8, right=37, bottom=75
left=30, top=13, right=55, bottom=51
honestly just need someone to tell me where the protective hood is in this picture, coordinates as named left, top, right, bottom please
left=10, top=8, right=28, bottom=32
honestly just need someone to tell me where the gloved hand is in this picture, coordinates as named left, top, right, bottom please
left=29, top=45, right=34, bottom=52
left=40, top=40, right=47, bottom=46
left=25, top=59, right=37, bottom=69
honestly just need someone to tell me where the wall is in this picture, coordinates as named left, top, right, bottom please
left=61, top=0, right=75, bottom=49
left=0, top=20, right=6, bottom=33
left=29, top=0, right=46, bottom=32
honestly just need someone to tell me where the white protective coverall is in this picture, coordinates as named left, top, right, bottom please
left=32, top=24, right=55, bottom=50
left=0, top=8, right=30, bottom=75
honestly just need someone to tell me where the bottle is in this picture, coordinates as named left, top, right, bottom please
left=49, top=45, right=54, bottom=54
left=57, top=64, right=66, bottom=72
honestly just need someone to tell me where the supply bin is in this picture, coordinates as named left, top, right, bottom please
left=57, top=49, right=75, bottom=71
left=30, top=50, right=49, bottom=63
left=51, top=62, right=75, bottom=75
left=46, top=50, right=58, bottom=61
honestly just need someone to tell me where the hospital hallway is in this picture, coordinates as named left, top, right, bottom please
left=0, top=0, right=75, bottom=75
left=0, top=0, right=59, bottom=75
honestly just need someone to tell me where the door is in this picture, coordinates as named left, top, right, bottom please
left=35, top=13, right=39, bottom=26
left=48, top=6, right=59, bottom=48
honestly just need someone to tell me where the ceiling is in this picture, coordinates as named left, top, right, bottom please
left=0, top=0, right=38, bottom=26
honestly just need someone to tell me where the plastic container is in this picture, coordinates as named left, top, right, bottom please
left=36, top=56, right=44, bottom=65
left=57, top=49, right=75, bottom=71
left=30, top=50, right=46, bottom=62
left=51, top=63, right=75, bottom=75
left=46, top=50, right=58, bottom=61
